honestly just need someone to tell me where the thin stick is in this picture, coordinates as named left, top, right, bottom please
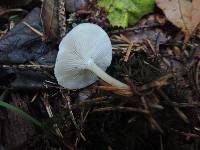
left=0, top=64, right=54, bottom=70
left=124, top=42, right=133, bottom=62
left=41, top=93, right=63, bottom=138
left=61, top=91, right=80, bottom=130
left=23, top=21, right=43, bottom=37
left=110, top=24, right=159, bottom=34
left=93, top=106, right=149, bottom=114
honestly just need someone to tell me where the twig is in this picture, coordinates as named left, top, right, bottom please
left=119, top=34, right=132, bottom=44
left=174, top=107, right=189, bottom=123
left=157, top=89, right=189, bottom=123
left=143, top=60, right=162, bottom=72
left=149, top=117, right=164, bottom=133
left=75, top=96, right=108, bottom=107
left=139, top=73, right=173, bottom=91
left=93, top=106, right=149, bottom=114
left=61, top=90, right=88, bottom=147
left=161, top=101, right=200, bottom=108
left=110, top=23, right=160, bottom=34
left=61, top=91, right=80, bottom=130
left=31, top=92, right=39, bottom=102
left=141, top=96, right=163, bottom=133
left=74, top=109, right=89, bottom=148
left=126, top=73, right=173, bottom=97
left=23, top=21, right=43, bottom=37
left=0, top=64, right=54, bottom=70
left=41, top=93, right=63, bottom=138
left=124, top=42, right=133, bottom=62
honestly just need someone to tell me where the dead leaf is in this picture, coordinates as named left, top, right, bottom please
left=156, top=0, right=200, bottom=42
left=41, top=0, right=59, bottom=42
left=191, top=0, right=200, bottom=35
left=0, top=8, right=57, bottom=65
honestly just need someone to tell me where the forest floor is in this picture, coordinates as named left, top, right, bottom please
left=0, top=0, right=200, bottom=150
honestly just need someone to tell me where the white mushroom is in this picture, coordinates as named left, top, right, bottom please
left=54, top=23, right=129, bottom=90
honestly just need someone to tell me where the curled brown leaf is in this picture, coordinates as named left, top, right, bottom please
left=156, top=0, right=200, bottom=42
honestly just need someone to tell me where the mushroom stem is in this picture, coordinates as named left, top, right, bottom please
left=88, top=61, right=129, bottom=89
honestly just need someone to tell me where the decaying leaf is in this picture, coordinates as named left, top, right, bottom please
left=41, top=0, right=67, bottom=42
left=41, top=0, right=59, bottom=42
left=156, top=0, right=200, bottom=42
left=0, top=8, right=56, bottom=90
left=0, top=8, right=57, bottom=65
left=191, top=0, right=200, bottom=36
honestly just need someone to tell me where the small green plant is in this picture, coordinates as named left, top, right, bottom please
left=98, top=0, right=155, bottom=28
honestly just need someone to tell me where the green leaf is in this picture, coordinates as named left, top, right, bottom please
left=97, top=0, right=155, bottom=27
left=128, top=13, right=140, bottom=24
left=98, top=0, right=113, bottom=11
left=107, top=9, right=129, bottom=28
left=0, top=91, right=42, bottom=127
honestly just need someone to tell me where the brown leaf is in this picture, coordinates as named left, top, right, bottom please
left=191, top=0, right=200, bottom=35
left=156, top=0, right=200, bottom=42
left=41, top=0, right=59, bottom=42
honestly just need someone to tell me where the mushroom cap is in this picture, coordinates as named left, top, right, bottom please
left=54, top=23, right=112, bottom=89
